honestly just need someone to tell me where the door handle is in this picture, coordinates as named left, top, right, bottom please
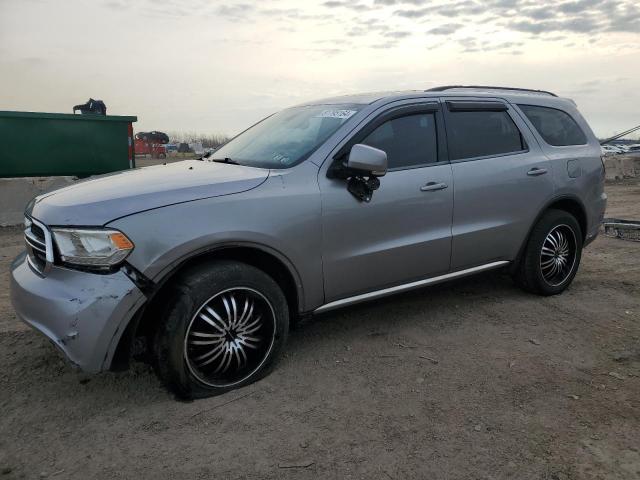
left=420, top=182, right=448, bottom=192
left=527, top=167, right=548, bottom=176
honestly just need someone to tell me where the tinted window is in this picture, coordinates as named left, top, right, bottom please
left=447, top=110, right=526, bottom=160
left=361, top=113, right=437, bottom=169
left=518, top=104, right=587, bottom=146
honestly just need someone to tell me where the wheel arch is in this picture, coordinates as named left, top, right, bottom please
left=110, top=242, right=303, bottom=371
left=512, top=194, right=588, bottom=271
left=543, top=196, right=588, bottom=240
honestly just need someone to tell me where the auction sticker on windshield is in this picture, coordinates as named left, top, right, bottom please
left=314, top=109, right=357, bottom=119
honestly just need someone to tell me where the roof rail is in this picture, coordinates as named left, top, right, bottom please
left=426, top=85, right=558, bottom=97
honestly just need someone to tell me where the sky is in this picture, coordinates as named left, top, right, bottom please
left=0, top=0, right=639, bottom=139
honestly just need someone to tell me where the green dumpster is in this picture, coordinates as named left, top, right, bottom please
left=0, top=111, right=137, bottom=178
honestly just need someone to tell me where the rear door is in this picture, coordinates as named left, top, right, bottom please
left=442, top=98, right=555, bottom=270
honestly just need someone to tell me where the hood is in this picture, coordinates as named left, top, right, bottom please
left=29, top=160, right=269, bottom=226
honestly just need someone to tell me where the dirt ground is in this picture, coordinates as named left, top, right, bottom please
left=1, top=181, right=639, bottom=480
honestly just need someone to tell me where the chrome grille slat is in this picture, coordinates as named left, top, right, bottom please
left=25, top=233, right=46, bottom=253
left=31, top=223, right=45, bottom=240
left=24, top=217, right=54, bottom=275
left=27, top=253, right=46, bottom=273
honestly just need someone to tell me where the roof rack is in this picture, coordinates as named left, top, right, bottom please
left=425, top=85, right=558, bottom=97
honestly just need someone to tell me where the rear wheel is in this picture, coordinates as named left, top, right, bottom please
left=514, top=209, right=583, bottom=296
left=154, top=261, right=289, bottom=399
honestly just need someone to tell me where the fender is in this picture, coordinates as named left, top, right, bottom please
left=148, top=240, right=306, bottom=311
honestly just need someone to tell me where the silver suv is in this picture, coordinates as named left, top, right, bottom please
left=11, top=86, right=607, bottom=398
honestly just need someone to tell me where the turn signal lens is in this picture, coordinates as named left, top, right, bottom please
left=109, top=232, right=134, bottom=250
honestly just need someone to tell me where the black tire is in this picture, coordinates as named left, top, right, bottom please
left=514, top=209, right=583, bottom=296
left=154, top=260, right=289, bottom=399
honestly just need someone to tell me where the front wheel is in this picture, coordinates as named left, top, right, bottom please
left=154, top=261, right=289, bottom=399
left=514, top=209, right=583, bottom=296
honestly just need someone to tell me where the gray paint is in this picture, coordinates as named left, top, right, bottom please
left=10, top=252, right=145, bottom=372
left=11, top=88, right=607, bottom=373
left=445, top=98, right=556, bottom=270
left=346, top=144, right=388, bottom=175
left=110, top=161, right=324, bottom=310
left=29, top=160, right=269, bottom=226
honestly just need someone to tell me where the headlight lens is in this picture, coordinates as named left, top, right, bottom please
left=52, top=228, right=134, bottom=268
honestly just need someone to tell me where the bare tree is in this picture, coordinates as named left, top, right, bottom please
left=167, top=131, right=230, bottom=148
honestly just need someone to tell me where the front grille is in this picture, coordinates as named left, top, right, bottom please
left=25, top=217, right=52, bottom=274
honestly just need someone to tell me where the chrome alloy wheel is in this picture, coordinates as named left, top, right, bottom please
left=540, top=224, right=577, bottom=287
left=184, top=287, right=276, bottom=388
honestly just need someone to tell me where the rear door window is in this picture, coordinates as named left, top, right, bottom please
left=361, top=113, right=438, bottom=169
left=445, top=110, right=526, bottom=161
left=517, top=104, right=587, bottom=146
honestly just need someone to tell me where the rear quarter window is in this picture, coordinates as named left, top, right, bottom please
left=517, top=104, right=587, bottom=146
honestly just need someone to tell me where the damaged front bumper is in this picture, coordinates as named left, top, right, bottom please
left=10, top=252, right=147, bottom=373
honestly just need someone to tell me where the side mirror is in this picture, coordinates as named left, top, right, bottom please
left=347, top=144, right=387, bottom=177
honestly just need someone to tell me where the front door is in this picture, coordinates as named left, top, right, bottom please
left=319, top=103, right=454, bottom=302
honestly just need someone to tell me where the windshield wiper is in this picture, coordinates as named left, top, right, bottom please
left=211, top=157, right=240, bottom=165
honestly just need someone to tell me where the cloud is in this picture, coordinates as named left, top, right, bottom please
left=321, top=0, right=373, bottom=11
left=103, top=0, right=130, bottom=10
left=524, top=7, right=555, bottom=20
left=388, top=0, right=640, bottom=36
left=494, top=41, right=523, bottom=49
left=374, top=0, right=430, bottom=4
left=322, top=0, right=346, bottom=6
left=383, top=30, right=412, bottom=38
left=98, top=0, right=640, bottom=54
left=290, top=46, right=344, bottom=56
left=394, top=7, right=429, bottom=18
left=354, top=17, right=392, bottom=31
left=370, top=41, right=398, bottom=49
left=428, top=23, right=463, bottom=35
left=216, top=3, right=254, bottom=20
left=260, top=7, right=334, bottom=22
left=557, top=0, right=605, bottom=13
left=508, top=17, right=603, bottom=34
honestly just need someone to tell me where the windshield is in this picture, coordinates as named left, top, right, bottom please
left=210, top=104, right=363, bottom=169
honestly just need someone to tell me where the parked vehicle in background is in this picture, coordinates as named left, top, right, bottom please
left=601, top=144, right=624, bottom=155
left=11, top=86, right=607, bottom=399
left=134, top=138, right=166, bottom=159
left=135, top=131, right=169, bottom=159
left=189, top=141, right=205, bottom=156
left=628, top=144, right=640, bottom=152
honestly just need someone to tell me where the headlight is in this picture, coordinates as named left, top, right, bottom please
left=52, top=228, right=134, bottom=269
